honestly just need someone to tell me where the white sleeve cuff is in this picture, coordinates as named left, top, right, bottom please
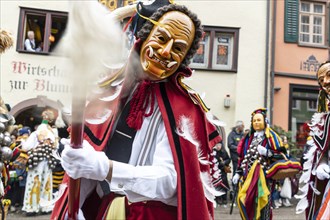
left=110, top=160, right=135, bottom=192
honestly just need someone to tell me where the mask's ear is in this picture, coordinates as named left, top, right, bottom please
left=131, top=0, right=172, bottom=37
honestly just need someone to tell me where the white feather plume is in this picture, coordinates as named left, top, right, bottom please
left=303, top=145, right=316, bottom=160
left=299, top=169, right=311, bottom=184
left=176, top=116, right=211, bottom=166
left=296, top=197, right=309, bottom=214
left=309, top=113, right=326, bottom=137
left=299, top=143, right=317, bottom=184
left=56, top=1, right=127, bottom=124
left=99, top=86, right=122, bottom=102
left=294, top=192, right=308, bottom=200
left=309, top=181, right=321, bottom=195
left=200, top=172, right=223, bottom=208
left=295, top=181, right=309, bottom=199
left=298, top=182, right=309, bottom=194
left=302, top=158, right=313, bottom=170
left=176, top=116, right=200, bottom=147
left=85, top=109, right=112, bottom=124
left=111, top=78, right=125, bottom=87
left=59, top=1, right=126, bottom=72
left=198, top=151, right=211, bottom=165
left=206, top=111, right=226, bottom=127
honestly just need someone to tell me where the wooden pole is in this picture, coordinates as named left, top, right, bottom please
left=67, top=86, right=85, bottom=220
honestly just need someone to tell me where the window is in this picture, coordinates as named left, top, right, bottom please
left=17, top=7, right=68, bottom=54
left=292, top=99, right=301, bottom=110
left=284, top=0, right=329, bottom=46
left=191, top=33, right=209, bottom=68
left=289, top=84, right=319, bottom=147
left=307, top=99, right=317, bottom=111
left=190, top=26, right=239, bottom=72
left=299, top=1, right=325, bottom=46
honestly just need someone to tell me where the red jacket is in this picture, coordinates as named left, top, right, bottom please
left=51, top=42, right=221, bottom=220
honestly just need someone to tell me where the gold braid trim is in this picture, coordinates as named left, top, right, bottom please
left=98, top=67, right=125, bottom=88
left=177, top=76, right=210, bottom=112
left=133, top=0, right=176, bottom=27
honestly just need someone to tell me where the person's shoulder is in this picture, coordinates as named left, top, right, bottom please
left=228, top=129, right=235, bottom=135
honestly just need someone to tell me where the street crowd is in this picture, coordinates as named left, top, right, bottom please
left=0, top=103, right=301, bottom=217
left=0, top=0, right=329, bottom=219
left=0, top=106, right=67, bottom=217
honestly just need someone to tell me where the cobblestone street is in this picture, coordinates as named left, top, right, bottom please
left=6, top=198, right=305, bottom=220
left=215, top=198, right=304, bottom=220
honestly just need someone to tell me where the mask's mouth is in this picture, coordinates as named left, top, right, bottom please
left=144, top=46, right=178, bottom=75
left=323, top=86, right=330, bottom=94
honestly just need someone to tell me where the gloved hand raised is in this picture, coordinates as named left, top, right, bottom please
left=316, top=162, right=330, bottom=180
left=232, top=173, right=241, bottom=185
left=61, top=138, right=110, bottom=181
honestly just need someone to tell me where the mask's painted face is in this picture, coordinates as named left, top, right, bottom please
left=140, top=11, right=195, bottom=80
left=252, top=113, right=265, bottom=132
left=317, top=63, right=330, bottom=95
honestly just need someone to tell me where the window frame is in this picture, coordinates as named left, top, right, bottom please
left=307, top=99, right=317, bottom=111
left=190, top=26, right=239, bottom=73
left=17, top=7, right=68, bottom=55
left=298, top=1, right=326, bottom=47
left=292, top=99, right=301, bottom=110
left=288, top=84, right=319, bottom=130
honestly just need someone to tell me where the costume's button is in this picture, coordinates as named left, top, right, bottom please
left=118, top=183, right=124, bottom=188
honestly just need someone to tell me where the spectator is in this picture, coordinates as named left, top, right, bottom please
left=24, top=31, right=37, bottom=52
left=227, top=120, right=244, bottom=174
left=213, top=143, right=231, bottom=208
left=15, top=165, right=27, bottom=211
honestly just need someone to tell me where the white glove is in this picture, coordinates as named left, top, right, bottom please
left=316, top=162, right=330, bottom=180
left=232, top=173, right=241, bottom=185
left=64, top=208, right=85, bottom=220
left=61, top=138, right=109, bottom=181
left=257, top=145, right=272, bottom=157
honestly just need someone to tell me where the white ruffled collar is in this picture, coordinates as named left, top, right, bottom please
left=254, top=130, right=265, bottom=138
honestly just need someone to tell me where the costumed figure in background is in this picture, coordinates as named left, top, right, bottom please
left=21, top=109, right=59, bottom=215
left=233, top=108, right=286, bottom=220
left=0, top=97, right=15, bottom=217
left=0, top=29, right=15, bottom=217
left=296, top=61, right=330, bottom=220
left=12, top=126, right=31, bottom=169
left=51, top=0, right=224, bottom=219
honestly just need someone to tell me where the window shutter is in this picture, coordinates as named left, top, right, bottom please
left=284, top=0, right=299, bottom=43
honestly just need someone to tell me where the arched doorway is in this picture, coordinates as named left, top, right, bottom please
left=9, top=95, right=69, bottom=138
